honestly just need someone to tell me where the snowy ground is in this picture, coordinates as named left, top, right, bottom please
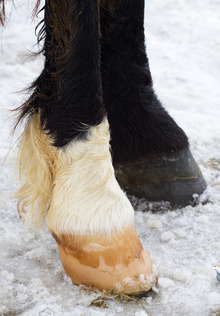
left=0, top=0, right=220, bottom=315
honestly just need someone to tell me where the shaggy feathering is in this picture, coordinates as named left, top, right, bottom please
left=15, top=116, right=134, bottom=235
left=15, top=115, right=59, bottom=230
left=47, top=119, right=134, bottom=237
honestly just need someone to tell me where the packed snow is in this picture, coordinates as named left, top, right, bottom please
left=0, top=0, right=220, bottom=315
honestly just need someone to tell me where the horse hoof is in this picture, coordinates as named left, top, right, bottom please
left=43, top=119, right=158, bottom=294
left=51, top=226, right=158, bottom=294
left=114, top=149, right=207, bottom=207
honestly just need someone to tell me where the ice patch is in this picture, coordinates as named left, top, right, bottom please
left=174, top=228, right=187, bottom=238
left=196, top=215, right=209, bottom=223
left=208, top=292, right=220, bottom=304
left=147, top=219, right=163, bottom=229
left=160, top=231, right=175, bottom=242
left=5, top=272, right=15, bottom=282
left=172, top=268, right=192, bottom=282
left=197, top=265, right=216, bottom=278
left=152, top=286, right=159, bottom=293
left=158, top=277, right=174, bottom=288
left=195, top=247, right=206, bottom=259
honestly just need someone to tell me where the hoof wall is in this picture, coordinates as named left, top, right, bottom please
left=114, top=149, right=207, bottom=207
left=52, top=227, right=158, bottom=294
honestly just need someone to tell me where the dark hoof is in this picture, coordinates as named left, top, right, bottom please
left=114, top=149, right=207, bottom=208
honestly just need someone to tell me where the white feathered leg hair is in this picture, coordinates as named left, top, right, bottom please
left=15, top=114, right=158, bottom=294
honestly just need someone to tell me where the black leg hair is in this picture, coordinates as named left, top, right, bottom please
left=16, top=0, right=105, bottom=146
left=100, top=0, right=207, bottom=206
left=100, top=0, right=189, bottom=164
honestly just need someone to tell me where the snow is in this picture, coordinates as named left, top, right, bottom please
left=0, top=0, right=220, bottom=315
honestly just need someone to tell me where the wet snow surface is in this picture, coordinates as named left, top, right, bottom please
left=0, top=0, right=220, bottom=315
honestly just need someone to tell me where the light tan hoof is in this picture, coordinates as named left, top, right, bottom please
left=52, top=225, right=158, bottom=294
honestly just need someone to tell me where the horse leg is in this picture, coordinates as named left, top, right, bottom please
left=100, top=0, right=207, bottom=207
left=14, top=0, right=157, bottom=294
